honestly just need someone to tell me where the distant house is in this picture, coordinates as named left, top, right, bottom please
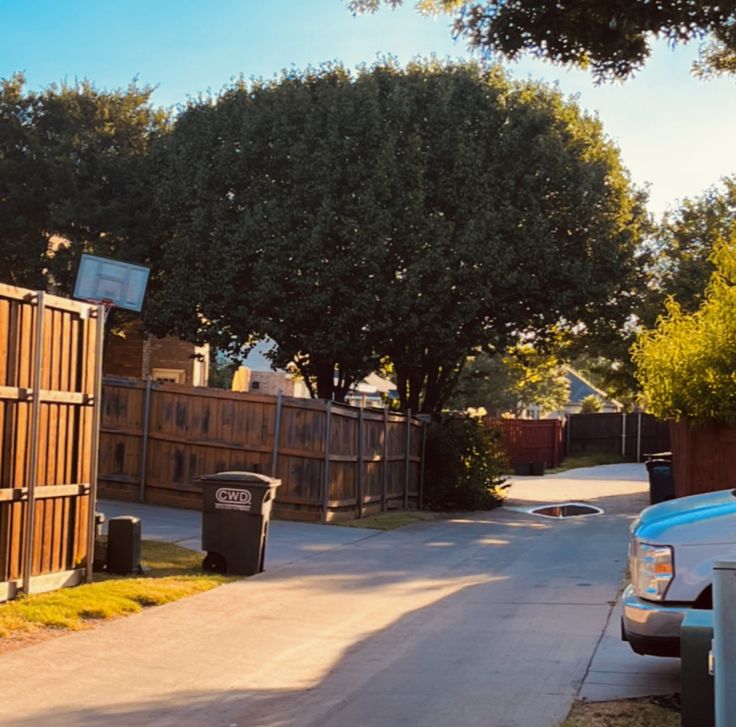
left=526, top=368, right=622, bottom=419
left=231, top=341, right=310, bottom=397
left=344, top=372, right=397, bottom=408
left=104, top=319, right=209, bottom=386
left=233, top=340, right=395, bottom=405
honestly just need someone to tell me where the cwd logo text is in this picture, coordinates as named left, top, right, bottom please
left=214, top=487, right=252, bottom=511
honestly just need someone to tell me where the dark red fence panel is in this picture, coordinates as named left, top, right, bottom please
left=489, top=418, right=564, bottom=468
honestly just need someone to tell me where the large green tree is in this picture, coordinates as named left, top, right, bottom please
left=449, top=344, right=570, bottom=416
left=0, top=73, right=166, bottom=291
left=651, top=177, right=736, bottom=314
left=556, top=178, right=736, bottom=408
left=349, top=1, right=736, bottom=81
left=148, top=60, right=645, bottom=411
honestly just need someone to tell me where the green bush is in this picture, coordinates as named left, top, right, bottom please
left=423, top=415, right=508, bottom=511
left=579, top=394, right=603, bottom=413
left=632, top=236, right=736, bottom=424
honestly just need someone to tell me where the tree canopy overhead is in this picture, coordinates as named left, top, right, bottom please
left=0, top=73, right=166, bottom=291
left=148, top=59, right=646, bottom=411
left=348, top=1, right=736, bottom=81
left=651, top=177, right=736, bottom=314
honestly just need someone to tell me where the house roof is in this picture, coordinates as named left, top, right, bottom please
left=565, top=368, right=621, bottom=407
left=353, top=372, right=397, bottom=394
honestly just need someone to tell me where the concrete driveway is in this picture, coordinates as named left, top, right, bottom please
left=0, top=464, right=678, bottom=727
left=97, top=499, right=381, bottom=569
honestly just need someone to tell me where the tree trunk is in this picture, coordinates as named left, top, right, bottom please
left=315, top=362, right=335, bottom=401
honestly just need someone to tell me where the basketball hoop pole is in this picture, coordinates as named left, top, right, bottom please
left=73, top=252, right=150, bottom=581
left=85, top=300, right=111, bottom=583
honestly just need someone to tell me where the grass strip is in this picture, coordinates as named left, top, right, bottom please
left=561, top=697, right=680, bottom=727
left=548, top=453, right=629, bottom=473
left=0, top=540, right=233, bottom=643
left=332, top=510, right=444, bottom=530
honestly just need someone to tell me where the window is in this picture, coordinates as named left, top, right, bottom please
left=152, top=368, right=185, bottom=384
left=251, top=381, right=260, bottom=390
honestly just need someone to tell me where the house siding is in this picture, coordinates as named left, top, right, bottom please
left=104, top=320, right=208, bottom=386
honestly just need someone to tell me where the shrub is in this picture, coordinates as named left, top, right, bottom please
left=579, top=394, right=602, bottom=413
left=422, top=415, right=508, bottom=511
left=632, top=236, right=736, bottom=424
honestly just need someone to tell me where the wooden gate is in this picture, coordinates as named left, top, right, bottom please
left=0, top=284, right=103, bottom=601
left=492, top=418, right=564, bottom=468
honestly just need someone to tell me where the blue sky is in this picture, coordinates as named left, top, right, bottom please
left=2, top=0, right=735, bottom=217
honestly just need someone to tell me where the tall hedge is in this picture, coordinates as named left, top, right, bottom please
left=632, top=235, right=736, bottom=424
left=422, top=415, right=508, bottom=511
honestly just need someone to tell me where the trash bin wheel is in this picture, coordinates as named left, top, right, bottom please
left=202, top=551, right=227, bottom=574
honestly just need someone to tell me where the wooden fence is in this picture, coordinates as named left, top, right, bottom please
left=0, top=284, right=102, bottom=601
left=99, top=377, right=426, bottom=521
left=492, top=418, right=564, bottom=468
left=566, top=412, right=670, bottom=461
left=670, top=419, right=736, bottom=498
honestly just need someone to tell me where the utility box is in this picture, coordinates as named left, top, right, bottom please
left=199, top=471, right=281, bottom=576
left=681, top=609, right=715, bottom=727
left=106, top=516, right=142, bottom=575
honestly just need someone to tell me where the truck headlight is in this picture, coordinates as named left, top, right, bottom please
left=630, top=540, right=674, bottom=601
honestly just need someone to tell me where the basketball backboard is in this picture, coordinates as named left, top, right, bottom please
left=73, top=254, right=150, bottom=312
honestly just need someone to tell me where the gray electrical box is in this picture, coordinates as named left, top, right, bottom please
left=681, top=609, right=715, bottom=727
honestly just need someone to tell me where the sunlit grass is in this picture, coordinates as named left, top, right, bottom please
left=0, top=541, right=233, bottom=642
left=560, top=697, right=679, bottom=727
left=333, top=510, right=444, bottom=530
left=549, top=453, right=629, bottom=473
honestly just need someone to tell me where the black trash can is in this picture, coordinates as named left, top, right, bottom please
left=646, top=458, right=675, bottom=505
left=199, top=471, right=281, bottom=576
left=529, top=461, right=546, bottom=477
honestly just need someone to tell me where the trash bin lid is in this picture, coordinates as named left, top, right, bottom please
left=197, top=471, right=281, bottom=486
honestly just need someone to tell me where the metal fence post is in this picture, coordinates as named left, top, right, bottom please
left=271, top=390, right=283, bottom=478
left=404, top=409, right=411, bottom=509
left=85, top=303, right=106, bottom=583
left=139, top=376, right=153, bottom=502
left=382, top=407, right=388, bottom=512
left=321, top=400, right=332, bottom=522
left=713, top=560, right=736, bottom=726
left=418, top=418, right=427, bottom=510
left=22, top=292, right=45, bottom=594
left=357, top=407, right=365, bottom=519
left=636, top=411, right=643, bottom=463
left=621, top=412, right=627, bottom=457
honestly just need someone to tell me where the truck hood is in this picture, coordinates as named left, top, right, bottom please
left=633, top=488, right=736, bottom=545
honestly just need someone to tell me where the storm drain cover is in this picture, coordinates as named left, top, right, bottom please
left=529, top=503, right=603, bottom=518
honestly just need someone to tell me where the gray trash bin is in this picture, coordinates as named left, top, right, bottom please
left=198, top=471, right=281, bottom=576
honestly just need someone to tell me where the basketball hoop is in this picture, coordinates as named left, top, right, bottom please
left=73, top=254, right=150, bottom=313
left=86, top=298, right=116, bottom=322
